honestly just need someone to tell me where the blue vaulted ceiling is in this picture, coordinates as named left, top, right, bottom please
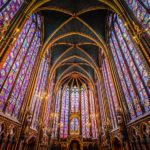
left=38, top=0, right=111, bottom=84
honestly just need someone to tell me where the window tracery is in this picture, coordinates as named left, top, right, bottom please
left=124, top=0, right=150, bottom=35
left=108, top=14, right=150, bottom=120
left=0, top=14, right=42, bottom=118
left=51, top=83, right=98, bottom=139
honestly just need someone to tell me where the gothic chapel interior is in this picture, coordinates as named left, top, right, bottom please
left=0, top=0, right=150, bottom=150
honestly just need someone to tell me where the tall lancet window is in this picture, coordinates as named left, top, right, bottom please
left=0, top=0, right=24, bottom=35
left=124, top=0, right=150, bottom=35
left=71, top=86, right=79, bottom=113
left=102, top=59, right=118, bottom=129
left=30, top=57, right=49, bottom=129
left=51, top=88, right=61, bottom=138
left=81, top=86, right=90, bottom=138
left=89, top=90, right=98, bottom=139
left=60, top=86, right=69, bottom=138
left=0, top=14, right=41, bottom=118
left=108, top=14, right=150, bottom=120
left=51, top=81, right=98, bottom=139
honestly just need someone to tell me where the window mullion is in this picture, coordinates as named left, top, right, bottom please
left=115, top=22, right=147, bottom=113
left=3, top=25, right=37, bottom=113
left=104, top=60, right=117, bottom=128
left=31, top=58, right=47, bottom=127
left=113, top=29, right=145, bottom=114
left=111, top=36, right=137, bottom=118
left=116, top=20, right=149, bottom=97
left=102, top=63, right=116, bottom=127
left=0, top=20, right=32, bottom=91
left=11, top=33, right=39, bottom=116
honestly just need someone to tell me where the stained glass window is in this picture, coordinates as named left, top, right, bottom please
left=51, top=88, right=61, bottom=138
left=102, top=59, right=118, bottom=129
left=60, top=86, right=69, bottom=138
left=31, top=57, right=49, bottom=129
left=71, top=86, right=79, bottom=113
left=108, top=14, right=150, bottom=120
left=51, top=83, right=98, bottom=139
left=124, top=0, right=150, bottom=35
left=0, top=14, right=42, bottom=118
left=89, top=90, right=98, bottom=139
left=0, top=0, right=9, bottom=9
left=0, top=0, right=24, bottom=35
left=81, top=86, right=90, bottom=138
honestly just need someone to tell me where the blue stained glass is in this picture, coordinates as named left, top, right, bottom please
left=0, top=14, right=41, bottom=118
left=109, top=38, right=136, bottom=119
left=102, top=59, right=118, bottom=129
left=108, top=13, right=150, bottom=120
left=81, top=87, right=90, bottom=138
left=51, top=88, right=61, bottom=138
left=0, top=18, right=32, bottom=89
left=124, top=0, right=150, bottom=35
left=114, top=17, right=150, bottom=112
left=31, top=58, right=49, bottom=129
left=0, top=0, right=24, bottom=36
left=60, top=86, right=69, bottom=138
left=89, top=90, right=98, bottom=139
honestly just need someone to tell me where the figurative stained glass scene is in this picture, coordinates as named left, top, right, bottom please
left=0, top=0, right=149, bottom=150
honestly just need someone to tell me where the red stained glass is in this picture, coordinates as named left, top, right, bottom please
left=108, top=14, right=150, bottom=121
left=0, top=14, right=42, bottom=119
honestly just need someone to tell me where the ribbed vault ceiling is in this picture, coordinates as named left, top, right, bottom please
left=37, top=0, right=112, bottom=88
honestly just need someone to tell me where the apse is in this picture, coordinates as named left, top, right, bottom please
left=0, top=0, right=149, bottom=150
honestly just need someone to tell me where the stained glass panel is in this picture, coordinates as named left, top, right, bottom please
left=124, top=0, right=150, bottom=35
left=31, top=58, right=48, bottom=129
left=51, top=88, right=61, bottom=138
left=0, top=0, right=9, bottom=9
left=108, top=13, right=150, bottom=120
left=81, top=87, right=90, bottom=138
left=0, top=0, right=24, bottom=35
left=0, top=14, right=41, bottom=119
left=71, top=86, right=79, bottom=113
left=102, top=59, right=118, bottom=128
left=89, top=90, right=98, bottom=139
left=114, top=17, right=150, bottom=112
left=60, top=86, right=69, bottom=138
left=51, top=84, right=98, bottom=139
